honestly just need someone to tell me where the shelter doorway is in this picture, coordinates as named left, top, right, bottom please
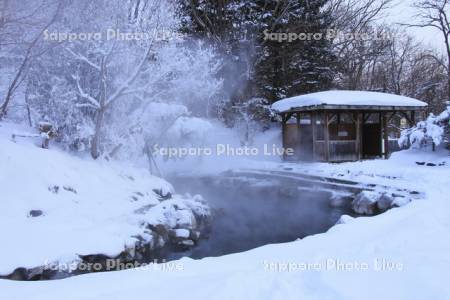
left=362, top=113, right=382, bottom=158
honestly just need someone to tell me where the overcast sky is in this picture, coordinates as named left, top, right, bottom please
left=386, top=0, right=445, bottom=52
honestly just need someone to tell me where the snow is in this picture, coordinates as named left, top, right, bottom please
left=271, top=90, right=428, bottom=112
left=1, top=122, right=450, bottom=299
left=0, top=121, right=207, bottom=275
left=173, top=228, right=190, bottom=238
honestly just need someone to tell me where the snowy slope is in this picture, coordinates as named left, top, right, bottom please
left=1, top=142, right=449, bottom=299
left=0, top=121, right=208, bottom=275
left=272, top=90, right=427, bottom=112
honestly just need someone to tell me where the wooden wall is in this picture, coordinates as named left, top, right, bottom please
left=281, top=110, right=417, bottom=162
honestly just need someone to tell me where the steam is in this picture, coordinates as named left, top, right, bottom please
left=170, top=174, right=353, bottom=258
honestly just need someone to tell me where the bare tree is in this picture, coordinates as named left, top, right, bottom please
left=327, top=0, right=393, bottom=50
left=406, top=0, right=450, bottom=98
left=0, top=0, right=63, bottom=119
left=327, top=0, right=394, bottom=90
left=334, top=24, right=393, bottom=90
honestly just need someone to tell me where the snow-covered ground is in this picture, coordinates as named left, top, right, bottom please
left=1, top=121, right=450, bottom=299
left=0, top=121, right=209, bottom=276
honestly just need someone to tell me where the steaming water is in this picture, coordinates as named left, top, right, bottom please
left=169, top=173, right=355, bottom=259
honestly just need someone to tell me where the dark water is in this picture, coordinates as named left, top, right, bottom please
left=169, top=174, right=354, bottom=259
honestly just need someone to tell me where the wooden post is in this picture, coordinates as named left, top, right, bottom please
left=38, top=122, right=54, bottom=149
left=355, top=112, right=361, bottom=160
left=324, top=111, right=330, bottom=161
left=378, top=113, right=382, bottom=157
left=382, top=112, right=389, bottom=159
left=311, top=112, right=317, bottom=161
left=281, top=114, right=287, bottom=160
left=360, top=112, right=366, bottom=159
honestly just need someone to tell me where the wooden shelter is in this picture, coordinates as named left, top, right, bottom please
left=272, top=91, right=428, bottom=162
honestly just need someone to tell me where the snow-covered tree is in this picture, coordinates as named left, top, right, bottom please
left=31, top=0, right=182, bottom=159
left=222, top=97, right=272, bottom=145
left=399, top=103, right=450, bottom=149
left=21, top=0, right=223, bottom=165
left=100, top=39, right=222, bottom=166
left=0, top=0, right=62, bottom=120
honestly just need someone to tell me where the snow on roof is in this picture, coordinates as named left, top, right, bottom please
left=271, top=90, right=428, bottom=112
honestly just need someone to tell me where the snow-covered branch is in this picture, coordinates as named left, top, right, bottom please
left=74, top=76, right=100, bottom=109
left=66, top=48, right=101, bottom=71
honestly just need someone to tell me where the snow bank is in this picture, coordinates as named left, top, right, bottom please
left=0, top=121, right=209, bottom=276
left=272, top=90, right=427, bottom=112
left=1, top=121, right=450, bottom=299
left=1, top=151, right=450, bottom=299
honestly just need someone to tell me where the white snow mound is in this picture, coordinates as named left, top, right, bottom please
left=0, top=122, right=207, bottom=275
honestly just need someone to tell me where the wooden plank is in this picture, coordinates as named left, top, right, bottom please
left=311, top=112, right=317, bottom=161
left=329, top=141, right=358, bottom=161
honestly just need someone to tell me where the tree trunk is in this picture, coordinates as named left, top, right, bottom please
left=90, top=108, right=105, bottom=159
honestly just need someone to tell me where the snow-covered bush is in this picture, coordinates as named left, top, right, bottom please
left=221, top=97, right=273, bottom=145
left=399, top=103, right=450, bottom=149
left=26, top=54, right=96, bottom=151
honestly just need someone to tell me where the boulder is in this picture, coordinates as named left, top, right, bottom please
left=178, top=240, right=194, bottom=247
left=352, top=191, right=380, bottom=215
left=190, top=230, right=201, bottom=241
left=377, top=193, right=395, bottom=212
left=172, top=228, right=190, bottom=239
left=28, top=210, right=43, bottom=217
left=330, top=194, right=351, bottom=208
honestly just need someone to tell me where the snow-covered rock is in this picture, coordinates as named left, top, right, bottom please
left=352, top=190, right=412, bottom=215
left=172, top=229, right=190, bottom=239
left=351, top=191, right=380, bottom=215
left=392, top=196, right=412, bottom=207
left=376, top=193, right=395, bottom=212
left=335, top=214, right=355, bottom=225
